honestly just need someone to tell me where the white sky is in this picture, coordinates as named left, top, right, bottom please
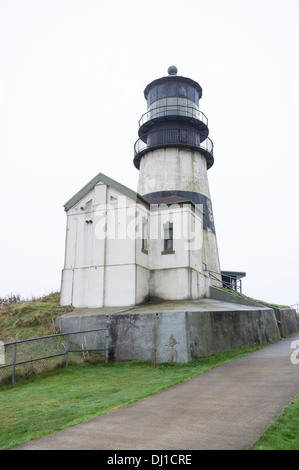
left=0, top=0, right=298, bottom=307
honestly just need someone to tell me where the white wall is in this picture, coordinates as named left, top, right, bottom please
left=137, top=147, right=211, bottom=198
left=202, top=230, right=222, bottom=282
left=136, top=146, right=221, bottom=280
left=61, top=184, right=140, bottom=307
left=60, top=179, right=216, bottom=308
left=72, top=267, right=104, bottom=308
left=104, top=264, right=136, bottom=306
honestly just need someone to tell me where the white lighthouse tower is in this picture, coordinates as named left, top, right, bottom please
left=134, top=65, right=221, bottom=279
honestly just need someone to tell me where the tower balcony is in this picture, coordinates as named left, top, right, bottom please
left=138, top=104, right=209, bottom=137
left=134, top=128, right=214, bottom=170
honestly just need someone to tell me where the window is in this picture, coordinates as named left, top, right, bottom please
left=142, top=218, right=148, bottom=254
left=162, top=222, right=175, bottom=254
left=85, top=200, right=92, bottom=212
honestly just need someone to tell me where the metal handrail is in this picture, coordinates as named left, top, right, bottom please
left=3, top=328, right=107, bottom=346
left=209, top=270, right=242, bottom=293
left=139, top=104, right=208, bottom=128
left=0, top=328, right=108, bottom=385
left=134, top=128, right=213, bottom=157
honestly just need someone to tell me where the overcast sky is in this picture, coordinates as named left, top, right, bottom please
left=0, top=0, right=298, bottom=307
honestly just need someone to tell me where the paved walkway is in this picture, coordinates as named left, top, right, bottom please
left=15, top=334, right=299, bottom=450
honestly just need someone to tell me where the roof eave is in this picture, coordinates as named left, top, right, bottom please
left=63, top=172, right=150, bottom=212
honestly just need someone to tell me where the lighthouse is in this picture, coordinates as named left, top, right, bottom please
left=60, top=67, right=222, bottom=308
left=134, top=66, right=221, bottom=279
left=58, top=67, right=293, bottom=365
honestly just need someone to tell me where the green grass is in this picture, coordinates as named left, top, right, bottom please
left=0, top=345, right=263, bottom=450
left=0, top=292, right=61, bottom=342
left=1, top=291, right=298, bottom=450
left=218, top=287, right=290, bottom=309
left=250, top=394, right=299, bottom=450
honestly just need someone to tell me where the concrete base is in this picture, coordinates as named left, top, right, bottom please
left=56, top=297, right=289, bottom=363
left=209, top=287, right=299, bottom=339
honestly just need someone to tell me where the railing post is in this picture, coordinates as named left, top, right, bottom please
left=105, top=331, right=109, bottom=363
left=12, top=342, right=17, bottom=385
left=66, top=335, right=69, bottom=369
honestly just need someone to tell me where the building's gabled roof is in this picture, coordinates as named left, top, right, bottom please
left=63, top=172, right=150, bottom=212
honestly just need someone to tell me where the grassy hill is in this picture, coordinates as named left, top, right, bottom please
left=0, top=292, right=62, bottom=342
left=218, top=287, right=291, bottom=309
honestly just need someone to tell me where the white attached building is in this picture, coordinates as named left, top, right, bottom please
left=60, top=173, right=216, bottom=308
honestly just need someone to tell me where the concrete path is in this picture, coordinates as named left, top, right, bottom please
left=15, top=334, right=299, bottom=450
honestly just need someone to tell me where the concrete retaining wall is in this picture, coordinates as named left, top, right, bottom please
left=209, top=287, right=299, bottom=338
left=272, top=307, right=299, bottom=338
left=187, top=308, right=280, bottom=359
left=209, top=286, right=264, bottom=308
left=57, top=303, right=281, bottom=363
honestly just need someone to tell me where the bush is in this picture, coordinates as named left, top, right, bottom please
left=0, top=294, right=21, bottom=307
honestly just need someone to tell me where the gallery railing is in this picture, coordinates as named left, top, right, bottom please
left=134, top=128, right=214, bottom=168
left=138, top=104, right=209, bottom=128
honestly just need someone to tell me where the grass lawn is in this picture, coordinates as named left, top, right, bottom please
left=0, top=345, right=262, bottom=450
left=250, top=394, right=299, bottom=450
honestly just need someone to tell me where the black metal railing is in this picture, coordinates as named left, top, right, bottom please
left=134, top=128, right=214, bottom=168
left=0, top=328, right=108, bottom=385
left=138, top=104, right=208, bottom=128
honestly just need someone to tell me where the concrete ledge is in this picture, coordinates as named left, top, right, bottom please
left=209, top=286, right=265, bottom=307
left=57, top=298, right=281, bottom=363
left=209, top=286, right=299, bottom=338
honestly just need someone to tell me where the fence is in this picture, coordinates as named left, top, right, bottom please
left=0, top=328, right=108, bottom=386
